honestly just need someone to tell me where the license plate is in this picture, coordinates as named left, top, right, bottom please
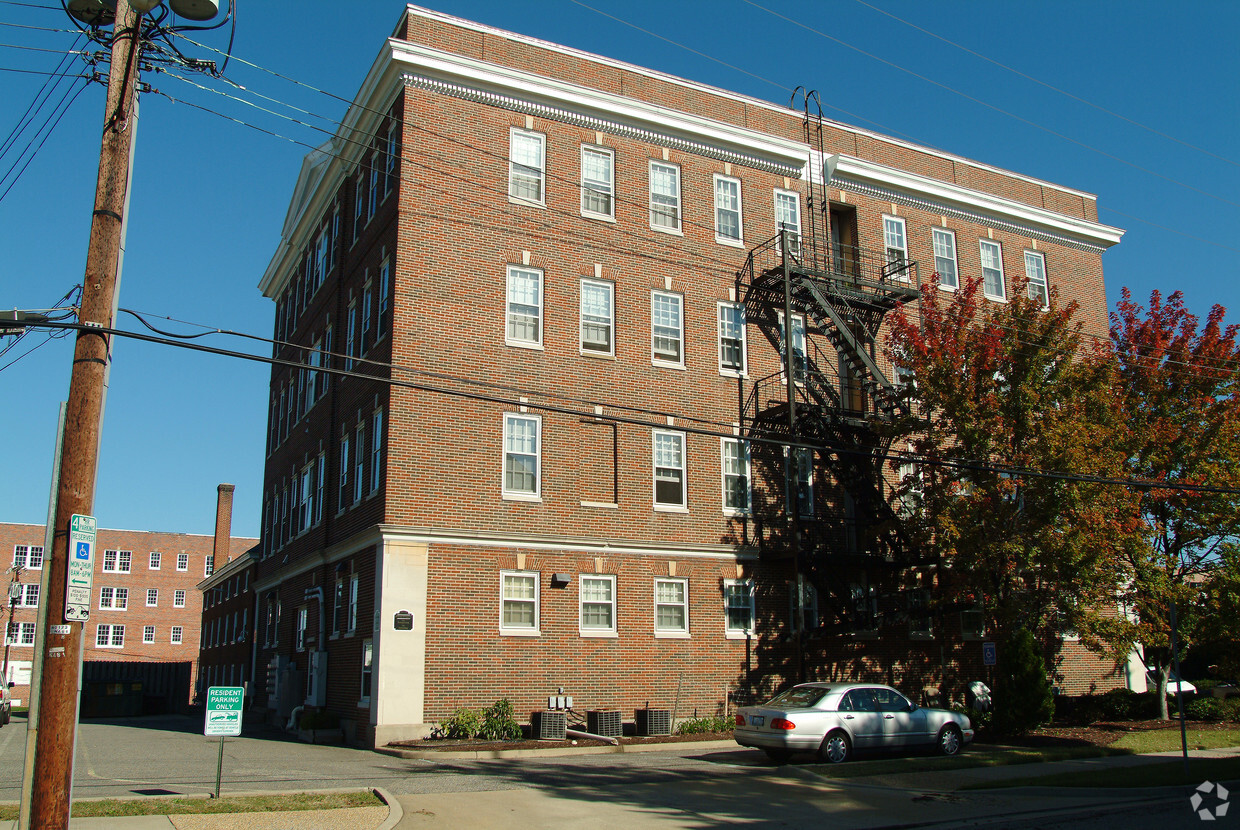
left=750, top=715, right=764, bottom=726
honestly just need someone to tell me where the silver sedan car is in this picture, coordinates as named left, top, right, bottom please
left=734, top=682, right=974, bottom=763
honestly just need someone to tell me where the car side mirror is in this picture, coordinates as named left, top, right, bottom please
left=907, top=703, right=918, bottom=712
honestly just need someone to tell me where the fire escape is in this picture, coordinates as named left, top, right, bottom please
left=736, top=91, right=923, bottom=631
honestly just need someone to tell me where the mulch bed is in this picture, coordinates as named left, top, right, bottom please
left=389, top=731, right=735, bottom=752
left=1004, top=719, right=1239, bottom=749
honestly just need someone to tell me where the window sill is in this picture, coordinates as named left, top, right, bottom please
left=984, top=293, right=1009, bottom=303
left=719, top=369, right=747, bottom=379
left=581, top=211, right=616, bottom=223
left=579, top=630, right=617, bottom=638
left=938, top=283, right=958, bottom=292
left=715, top=236, right=745, bottom=248
left=651, top=359, right=686, bottom=370
left=506, top=340, right=545, bottom=351
left=508, top=196, right=546, bottom=209
left=725, top=630, right=754, bottom=640
left=580, top=500, right=618, bottom=509
left=650, top=224, right=684, bottom=237
left=654, top=631, right=690, bottom=639
left=502, top=492, right=542, bottom=503
left=580, top=349, right=616, bottom=360
left=500, top=628, right=541, bottom=637
left=653, top=504, right=689, bottom=514
left=722, top=509, right=752, bottom=519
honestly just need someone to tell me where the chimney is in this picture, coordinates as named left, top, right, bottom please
left=212, top=483, right=235, bottom=568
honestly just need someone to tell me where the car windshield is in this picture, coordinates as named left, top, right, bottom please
left=765, top=687, right=829, bottom=708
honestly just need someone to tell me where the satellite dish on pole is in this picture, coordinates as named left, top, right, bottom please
left=169, top=0, right=219, bottom=20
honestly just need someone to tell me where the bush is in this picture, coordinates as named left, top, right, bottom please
left=478, top=699, right=522, bottom=741
left=1095, top=688, right=1161, bottom=721
left=991, top=627, right=1054, bottom=737
left=1186, top=697, right=1226, bottom=722
left=440, top=707, right=482, bottom=739
left=298, top=710, right=339, bottom=730
left=675, top=716, right=733, bottom=735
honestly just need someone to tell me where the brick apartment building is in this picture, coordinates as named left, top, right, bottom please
left=198, top=547, right=258, bottom=697
left=1, top=486, right=256, bottom=710
left=252, top=5, right=1126, bottom=747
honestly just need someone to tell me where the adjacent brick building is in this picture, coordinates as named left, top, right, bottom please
left=253, top=5, right=1126, bottom=747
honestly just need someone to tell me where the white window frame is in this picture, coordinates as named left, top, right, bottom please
left=354, top=421, right=366, bottom=504
left=652, top=429, right=687, bottom=510
left=296, top=605, right=308, bottom=651
left=102, top=549, right=131, bottom=573
left=176, top=553, right=188, bottom=572
left=174, top=589, right=186, bottom=609
left=1025, top=250, right=1048, bottom=307
left=17, top=584, right=38, bottom=608
left=883, top=215, right=909, bottom=279
left=649, top=161, right=682, bottom=233
left=720, top=437, right=751, bottom=516
left=774, top=189, right=801, bottom=257
left=146, top=588, right=158, bottom=608
left=776, top=311, right=806, bottom=385
left=338, top=432, right=350, bottom=514
left=580, top=145, right=615, bottom=220
left=932, top=227, right=959, bottom=290
left=654, top=577, right=689, bottom=637
left=499, top=570, right=540, bottom=636
left=502, top=413, right=542, bottom=501
left=359, top=638, right=373, bottom=705
left=99, top=586, right=127, bottom=610
left=713, top=174, right=743, bottom=245
left=579, top=574, right=617, bottom=637
left=908, top=588, right=934, bottom=639
left=724, top=578, right=755, bottom=638
left=651, top=290, right=684, bottom=368
left=13, top=545, right=43, bottom=570
left=378, top=255, right=391, bottom=338
left=143, top=625, right=155, bottom=644
left=505, top=265, right=544, bottom=349
left=786, top=446, right=814, bottom=518
left=980, top=239, right=1007, bottom=301
left=579, top=278, right=614, bottom=356
left=148, top=551, right=160, bottom=570
left=96, top=624, right=124, bottom=649
left=508, top=128, right=546, bottom=206
left=789, top=578, right=819, bottom=634
left=7, top=621, right=35, bottom=646
left=347, top=573, right=359, bottom=634
left=717, top=301, right=746, bottom=377
left=171, top=625, right=183, bottom=645
left=370, top=410, right=383, bottom=494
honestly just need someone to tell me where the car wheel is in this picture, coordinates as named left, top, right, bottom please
left=818, top=730, right=851, bottom=764
left=938, top=724, right=963, bottom=757
left=763, top=748, right=792, bottom=764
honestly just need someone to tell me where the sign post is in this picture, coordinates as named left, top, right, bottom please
left=204, top=685, right=244, bottom=798
left=65, top=515, right=96, bottom=622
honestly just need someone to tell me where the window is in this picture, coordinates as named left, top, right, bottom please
left=654, top=578, right=689, bottom=635
left=789, top=578, right=819, bottom=633
left=171, top=626, right=183, bottom=645
left=580, top=146, right=614, bottom=219
left=338, top=433, right=350, bottom=513
left=314, top=452, right=326, bottom=525
left=148, top=551, right=160, bottom=570
left=7, top=622, right=35, bottom=646
left=652, top=430, right=686, bottom=509
left=500, top=571, right=539, bottom=634
left=717, top=302, right=746, bottom=375
left=786, top=447, right=814, bottom=517
left=378, top=255, right=391, bottom=337
left=345, top=302, right=357, bottom=370
left=347, top=573, right=359, bottom=634
left=713, top=174, right=742, bottom=243
left=99, top=587, right=127, bottom=610
left=580, top=575, right=616, bottom=636
left=299, top=463, right=314, bottom=534
left=354, top=421, right=366, bottom=504
left=146, top=588, right=158, bottom=607
left=980, top=239, right=1006, bottom=300
left=95, top=624, right=124, bottom=648
left=908, top=588, right=933, bottom=638
left=505, top=266, right=542, bottom=347
left=176, top=553, right=188, bottom=572
left=143, top=625, right=155, bottom=644
left=102, top=550, right=131, bottom=573
left=897, top=452, right=923, bottom=518
left=296, top=606, right=308, bottom=651
left=370, top=410, right=383, bottom=493
left=777, top=312, right=806, bottom=383
left=849, top=580, right=879, bottom=634
left=724, top=579, right=755, bottom=636
left=720, top=438, right=751, bottom=515
left=961, top=606, right=985, bottom=639
left=509, top=129, right=545, bottom=204
left=883, top=216, right=908, bottom=278
left=649, top=161, right=681, bottom=232
left=330, top=204, right=340, bottom=270
left=579, top=279, right=614, bottom=355
left=502, top=413, right=541, bottom=499
left=205, top=557, right=215, bottom=578
left=1025, top=250, right=1048, bottom=307
left=774, top=189, right=801, bottom=256
left=651, top=291, right=683, bottom=366
left=368, top=151, right=380, bottom=218
left=385, top=123, right=398, bottom=195
left=360, top=639, right=373, bottom=704
left=17, top=584, right=38, bottom=608
left=332, top=576, right=345, bottom=635
left=13, top=545, right=43, bottom=569
left=932, top=228, right=958, bottom=289
left=174, top=589, right=186, bottom=608
left=361, top=284, right=373, bottom=354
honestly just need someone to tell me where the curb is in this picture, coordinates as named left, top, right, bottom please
left=373, top=787, right=402, bottom=830
left=376, top=738, right=736, bottom=761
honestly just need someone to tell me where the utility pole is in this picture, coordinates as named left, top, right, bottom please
left=29, top=1, right=143, bottom=826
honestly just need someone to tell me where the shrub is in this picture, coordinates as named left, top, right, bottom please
left=298, top=710, right=339, bottom=730
left=1186, top=697, right=1226, bottom=722
left=478, top=699, right=522, bottom=741
left=1096, top=688, right=1161, bottom=721
left=440, top=707, right=482, bottom=739
left=991, top=627, right=1054, bottom=737
left=675, top=716, right=733, bottom=735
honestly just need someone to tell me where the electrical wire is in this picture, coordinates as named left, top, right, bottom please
left=0, top=73, right=91, bottom=203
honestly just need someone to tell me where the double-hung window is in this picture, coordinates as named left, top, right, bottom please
left=580, top=279, right=614, bottom=355
left=96, top=624, right=124, bottom=648
left=146, top=588, right=158, bottom=607
left=502, top=413, right=541, bottom=499
left=790, top=578, right=819, bottom=633
left=385, top=123, right=398, bottom=195
left=654, top=578, right=689, bottom=636
left=506, top=266, right=543, bottom=348
left=932, top=228, right=958, bottom=289
left=345, top=302, right=357, bottom=370
left=652, top=430, right=686, bottom=509
left=370, top=410, right=383, bottom=493
left=13, top=545, right=43, bottom=569
left=579, top=575, right=616, bottom=636
left=354, top=421, right=366, bottom=504
left=777, top=312, right=806, bottom=384
left=786, top=447, right=814, bottom=517
left=774, top=189, right=801, bottom=256
left=347, top=573, right=359, bottom=634
left=149, top=551, right=160, bottom=570
left=143, top=625, right=155, bottom=644
left=171, top=626, right=183, bottom=645
left=352, top=172, right=364, bottom=242
left=174, top=589, right=185, bottom=608
left=176, top=553, right=188, bottom=571
left=296, top=606, right=308, bottom=651
left=649, top=161, right=681, bottom=232
left=724, top=579, right=755, bottom=636
left=714, top=174, right=742, bottom=244
left=651, top=291, right=683, bottom=366
left=314, top=453, right=326, bottom=526
left=883, top=215, right=908, bottom=278
left=580, top=146, right=614, bottom=219
left=717, top=302, right=746, bottom=376
left=368, top=151, right=380, bottom=218
left=509, top=129, right=545, bottom=204
left=361, top=284, right=373, bottom=355
left=720, top=438, right=751, bottom=515
left=500, top=571, right=539, bottom=635
left=18, top=584, right=38, bottom=608
left=980, top=239, right=1006, bottom=300
left=378, top=256, right=391, bottom=338
left=338, top=432, right=350, bottom=512
left=1025, top=250, right=1048, bottom=307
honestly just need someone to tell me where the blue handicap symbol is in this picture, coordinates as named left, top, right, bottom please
left=75, top=541, right=91, bottom=560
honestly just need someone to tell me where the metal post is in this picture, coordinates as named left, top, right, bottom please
left=29, top=2, right=143, bottom=826
left=1169, top=601, right=1189, bottom=777
left=214, top=736, right=225, bottom=799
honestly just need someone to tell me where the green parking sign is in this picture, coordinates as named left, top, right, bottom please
left=204, top=686, right=245, bottom=737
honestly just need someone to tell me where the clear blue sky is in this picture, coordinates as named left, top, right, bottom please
left=1, top=0, right=1236, bottom=537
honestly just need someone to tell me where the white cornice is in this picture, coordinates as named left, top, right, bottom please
left=826, top=155, right=1124, bottom=252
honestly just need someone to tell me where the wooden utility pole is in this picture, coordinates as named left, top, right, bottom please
left=29, top=1, right=143, bottom=826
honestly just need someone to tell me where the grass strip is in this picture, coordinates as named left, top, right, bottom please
left=1111, top=728, right=1240, bottom=754
left=806, top=744, right=1127, bottom=778
left=963, top=756, right=1240, bottom=789
left=0, top=790, right=382, bottom=821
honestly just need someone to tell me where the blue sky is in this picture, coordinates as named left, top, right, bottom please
left=1, top=0, right=1236, bottom=537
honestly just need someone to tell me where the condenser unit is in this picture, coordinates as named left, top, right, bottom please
left=586, top=710, right=622, bottom=738
left=635, top=708, right=671, bottom=736
left=530, top=710, right=567, bottom=740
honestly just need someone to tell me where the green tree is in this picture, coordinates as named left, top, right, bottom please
left=1102, top=290, right=1240, bottom=719
left=992, top=627, right=1055, bottom=737
left=886, top=275, right=1129, bottom=648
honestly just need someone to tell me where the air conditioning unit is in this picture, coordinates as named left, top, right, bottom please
left=635, top=708, right=671, bottom=736
left=587, top=710, right=622, bottom=738
left=530, top=710, right=567, bottom=740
